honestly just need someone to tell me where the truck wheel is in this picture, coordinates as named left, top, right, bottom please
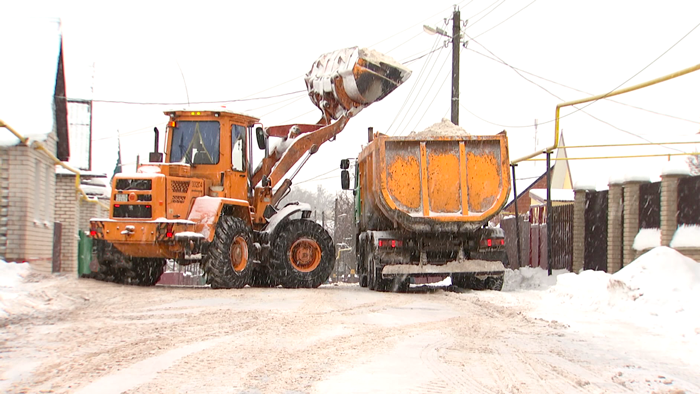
left=270, top=219, right=334, bottom=288
left=369, top=257, right=391, bottom=292
left=359, top=247, right=369, bottom=288
left=131, top=258, right=166, bottom=286
left=485, top=274, right=504, bottom=291
left=202, top=216, right=254, bottom=289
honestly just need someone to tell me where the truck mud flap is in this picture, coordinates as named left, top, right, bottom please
left=381, top=260, right=505, bottom=277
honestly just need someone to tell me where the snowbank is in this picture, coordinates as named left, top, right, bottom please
left=0, top=261, right=32, bottom=319
left=670, top=224, right=700, bottom=248
left=537, top=247, right=700, bottom=339
left=633, top=228, right=661, bottom=250
left=503, top=266, right=569, bottom=291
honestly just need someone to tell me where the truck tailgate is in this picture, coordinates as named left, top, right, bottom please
left=371, top=134, right=510, bottom=230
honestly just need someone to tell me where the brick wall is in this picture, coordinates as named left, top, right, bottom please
left=607, top=182, right=623, bottom=273
left=660, top=174, right=681, bottom=246
left=572, top=188, right=587, bottom=273
left=3, top=144, right=55, bottom=272
left=0, top=149, right=8, bottom=260
left=79, top=197, right=109, bottom=231
left=55, top=173, right=79, bottom=274
left=622, top=181, right=645, bottom=267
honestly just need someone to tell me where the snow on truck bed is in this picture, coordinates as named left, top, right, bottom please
left=407, top=118, right=471, bottom=138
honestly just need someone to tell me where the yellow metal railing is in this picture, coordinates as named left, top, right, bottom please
left=511, top=62, right=700, bottom=165
left=0, top=118, right=109, bottom=210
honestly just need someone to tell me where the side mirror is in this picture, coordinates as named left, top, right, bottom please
left=340, top=159, right=350, bottom=169
left=341, top=170, right=350, bottom=190
left=255, top=127, right=266, bottom=150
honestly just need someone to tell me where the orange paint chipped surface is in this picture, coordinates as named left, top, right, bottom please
left=427, top=151, right=461, bottom=213
left=466, top=151, right=499, bottom=212
left=387, top=154, right=421, bottom=210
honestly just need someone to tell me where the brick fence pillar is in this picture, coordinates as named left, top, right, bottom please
left=607, top=180, right=624, bottom=274
left=55, top=173, right=80, bottom=275
left=661, top=164, right=690, bottom=246
left=572, top=182, right=594, bottom=273
left=622, top=178, right=648, bottom=267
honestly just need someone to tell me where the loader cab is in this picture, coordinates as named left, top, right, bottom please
left=163, top=110, right=260, bottom=201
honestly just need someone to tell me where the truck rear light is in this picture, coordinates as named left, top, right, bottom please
left=378, top=239, right=403, bottom=248
left=166, top=223, right=174, bottom=238
left=479, top=238, right=505, bottom=248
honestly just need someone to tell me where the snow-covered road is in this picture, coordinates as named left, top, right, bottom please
left=1, top=249, right=698, bottom=394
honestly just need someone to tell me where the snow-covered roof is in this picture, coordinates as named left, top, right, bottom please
left=0, top=18, right=62, bottom=147
left=529, top=188, right=575, bottom=203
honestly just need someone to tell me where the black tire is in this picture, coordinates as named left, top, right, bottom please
left=202, top=216, right=254, bottom=289
left=88, top=250, right=164, bottom=286
left=485, top=274, right=504, bottom=291
left=358, top=246, right=369, bottom=288
left=369, top=255, right=392, bottom=292
left=452, top=273, right=504, bottom=291
left=249, top=264, right=277, bottom=287
left=270, top=219, right=334, bottom=288
left=130, top=258, right=166, bottom=286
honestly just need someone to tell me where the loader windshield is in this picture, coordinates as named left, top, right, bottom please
left=169, top=121, right=220, bottom=164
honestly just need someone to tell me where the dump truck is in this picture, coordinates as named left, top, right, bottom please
left=341, top=121, right=510, bottom=292
left=88, top=47, right=411, bottom=288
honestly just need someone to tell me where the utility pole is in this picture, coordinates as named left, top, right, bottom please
left=424, top=6, right=467, bottom=125
left=451, top=8, right=461, bottom=125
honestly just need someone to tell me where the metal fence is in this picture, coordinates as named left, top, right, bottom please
left=678, top=176, right=700, bottom=225
left=639, top=182, right=661, bottom=229
left=584, top=190, right=608, bottom=272
left=501, top=204, right=573, bottom=271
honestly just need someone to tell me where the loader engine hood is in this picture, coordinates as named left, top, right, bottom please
left=305, top=47, right=411, bottom=120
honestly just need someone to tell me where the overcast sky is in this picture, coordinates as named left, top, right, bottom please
left=5, top=0, right=700, bottom=192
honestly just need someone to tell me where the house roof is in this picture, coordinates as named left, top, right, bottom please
left=0, top=18, right=63, bottom=147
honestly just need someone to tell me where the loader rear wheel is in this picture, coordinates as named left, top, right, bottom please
left=270, top=219, right=334, bottom=288
left=130, top=258, right=166, bottom=286
left=202, top=216, right=254, bottom=289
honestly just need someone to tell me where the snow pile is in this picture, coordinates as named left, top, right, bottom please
left=0, top=261, right=32, bottom=318
left=670, top=224, right=700, bottom=248
left=633, top=228, right=661, bottom=250
left=408, top=119, right=470, bottom=138
left=539, top=247, right=700, bottom=338
left=503, top=266, right=569, bottom=291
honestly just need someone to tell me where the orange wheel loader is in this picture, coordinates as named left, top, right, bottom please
left=88, top=47, right=411, bottom=288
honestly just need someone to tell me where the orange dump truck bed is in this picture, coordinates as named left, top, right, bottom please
left=357, top=132, right=510, bottom=233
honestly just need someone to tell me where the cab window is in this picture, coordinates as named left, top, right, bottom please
left=170, top=121, right=220, bottom=164
left=232, top=124, right=246, bottom=172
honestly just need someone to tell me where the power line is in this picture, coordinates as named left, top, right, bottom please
left=64, top=90, right=306, bottom=106
left=464, top=33, right=696, bottom=152
left=467, top=48, right=700, bottom=125
left=472, top=0, right=536, bottom=39
left=465, top=0, right=506, bottom=30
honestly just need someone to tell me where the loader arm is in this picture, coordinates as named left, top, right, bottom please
left=266, top=116, right=349, bottom=188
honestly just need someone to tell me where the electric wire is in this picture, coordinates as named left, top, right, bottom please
left=386, top=34, right=444, bottom=135
left=472, top=0, right=536, bottom=39
left=467, top=48, right=700, bottom=125
left=68, top=90, right=307, bottom=106
left=391, top=47, right=451, bottom=135
left=465, top=0, right=506, bottom=30
left=411, top=63, right=452, bottom=132
left=464, top=32, right=698, bottom=152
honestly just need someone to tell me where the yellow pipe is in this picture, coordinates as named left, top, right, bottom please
left=556, top=141, right=700, bottom=149
left=511, top=62, right=700, bottom=165
left=527, top=152, right=693, bottom=161
left=0, top=118, right=29, bottom=145
left=1, top=118, right=109, bottom=210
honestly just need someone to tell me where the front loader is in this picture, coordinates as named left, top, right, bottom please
left=88, top=47, right=411, bottom=288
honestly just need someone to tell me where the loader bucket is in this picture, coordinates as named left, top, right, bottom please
left=305, top=47, right=411, bottom=120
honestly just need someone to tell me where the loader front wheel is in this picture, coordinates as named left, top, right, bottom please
left=270, top=219, right=334, bottom=288
left=202, top=216, right=254, bottom=289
